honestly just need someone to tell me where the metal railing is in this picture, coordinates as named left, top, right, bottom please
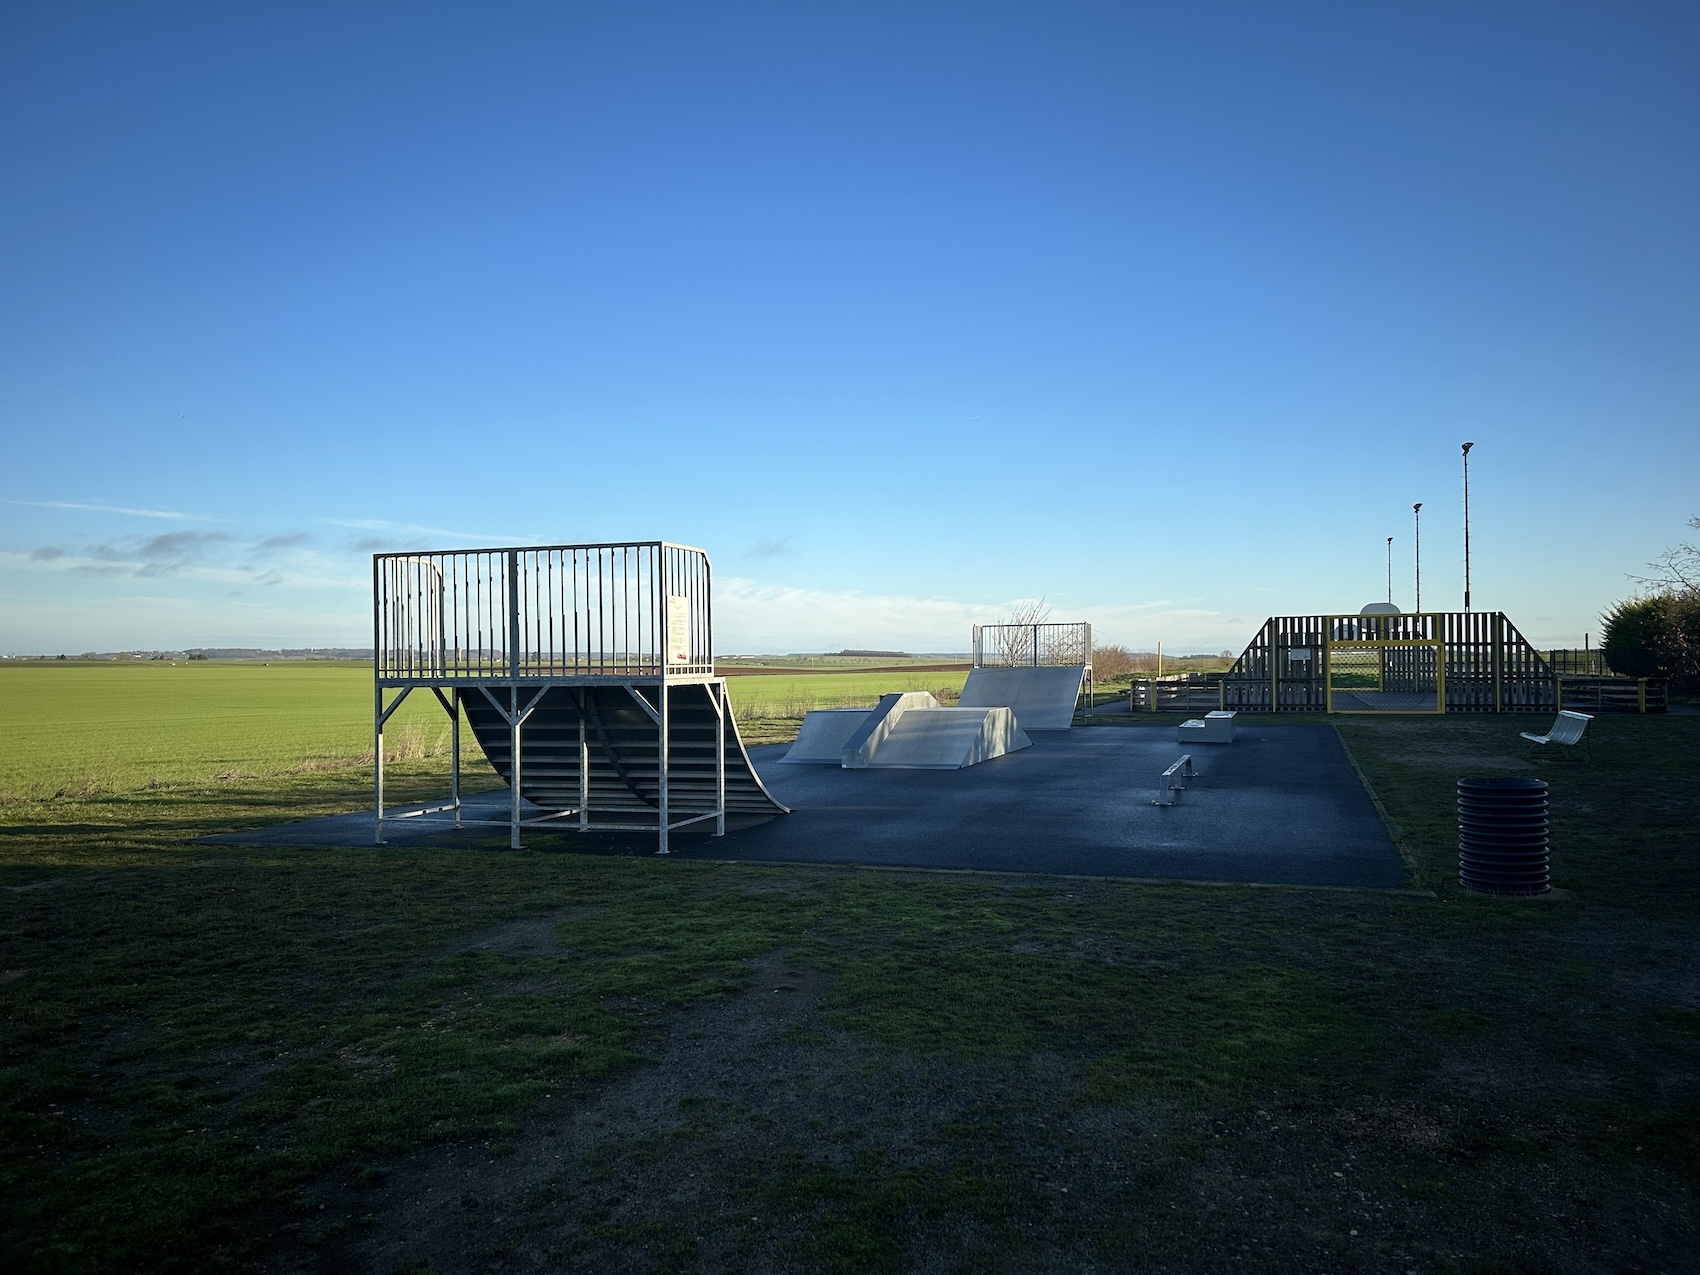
left=1545, top=649, right=1613, bottom=676
left=374, top=542, right=714, bottom=682
left=972, top=621, right=1092, bottom=668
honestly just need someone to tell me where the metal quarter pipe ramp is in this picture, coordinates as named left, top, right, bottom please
left=458, top=682, right=788, bottom=822
left=957, top=665, right=1089, bottom=730
left=372, top=541, right=787, bottom=852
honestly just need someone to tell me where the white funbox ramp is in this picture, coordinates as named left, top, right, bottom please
left=781, top=707, right=874, bottom=764
left=956, top=665, right=1087, bottom=730
left=861, top=706, right=1031, bottom=770
left=840, top=692, right=941, bottom=768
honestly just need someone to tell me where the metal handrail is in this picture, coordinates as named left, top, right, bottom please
left=972, top=621, right=1092, bottom=668
left=373, top=541, right=714, bottom=682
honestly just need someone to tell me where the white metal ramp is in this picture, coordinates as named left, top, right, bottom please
left=957, top=665, right=1089, bottom=730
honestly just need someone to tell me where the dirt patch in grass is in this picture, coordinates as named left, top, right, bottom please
left=275, top=916, right=1700, bottom=1274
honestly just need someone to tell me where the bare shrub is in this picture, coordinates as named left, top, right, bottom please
left=989, top=597, right=1053, bottom=665
left=1092, top=643, right=1137, bottom=680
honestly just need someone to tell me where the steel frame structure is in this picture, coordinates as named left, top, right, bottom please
left=372, top=541, right=727, bottom=853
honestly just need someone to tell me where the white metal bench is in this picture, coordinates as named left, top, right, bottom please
left=1520, top=709, right=1593, bottom=761
left=1154, top=754, right=1196, bottom=806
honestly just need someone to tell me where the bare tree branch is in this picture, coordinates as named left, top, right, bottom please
left=1629, top=516, right=1700, bottom=597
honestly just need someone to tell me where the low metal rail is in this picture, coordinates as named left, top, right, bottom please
left=1154, top=754, right=1196, bottom=806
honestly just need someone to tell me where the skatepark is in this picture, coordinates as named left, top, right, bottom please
left=216, top=722, right=1405, bottom=888
left=210, top=539, right=1410, bottom=890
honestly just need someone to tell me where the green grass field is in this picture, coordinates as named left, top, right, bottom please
left=1, top=665, right=1695, bottom=1270
left=0, top=663, right=455, bottom=802
left=0, top=663, right=969, bottom=801
left=723, top=668, right=968, bottom=717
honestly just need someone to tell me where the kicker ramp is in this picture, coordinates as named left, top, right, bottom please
left=957, top=665, right=1087, bottom=730
left=837, top=691, right=1030, bottom=769
left=859, top=706, right=1029, bottom=769
left=781, top=707, right=874, bottom=764
left=460, top=683, right=788, bottom=820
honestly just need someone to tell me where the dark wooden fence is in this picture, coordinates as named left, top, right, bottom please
left=1122, top=613, right=1664, bottom=714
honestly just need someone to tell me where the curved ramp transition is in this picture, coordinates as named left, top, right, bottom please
left=460, top=682, right=788, bottom=821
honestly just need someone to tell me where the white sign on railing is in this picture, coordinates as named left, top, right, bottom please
left=667, top=595, right=691, bottom=665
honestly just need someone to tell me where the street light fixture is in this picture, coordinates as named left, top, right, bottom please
left=1414, top=503, right=1423, bottom=613
left=1462, top=441, right=1475, bottom=610
left=1386, top=537, right=1394, bottom=605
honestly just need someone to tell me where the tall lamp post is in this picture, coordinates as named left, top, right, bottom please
left=1413, top=503, right=1423, bottom=613
left=1462, top=441, right=1475, bottom=610
left=1386, top=537, right=1394, bottom=605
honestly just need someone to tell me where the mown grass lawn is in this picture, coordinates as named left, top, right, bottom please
left=1, top=666, right=1695, bottom=1271
left=0, top=662, right=966, bottom=794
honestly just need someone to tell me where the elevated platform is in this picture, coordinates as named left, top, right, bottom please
left=373, top=540, right=787, bottom=851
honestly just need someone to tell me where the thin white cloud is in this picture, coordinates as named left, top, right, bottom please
left=0, top=549, right=364, bottom=592
left=713, top=578, right=1264, bottom=654
left=320, top=517, right=533, bottom=544
left=2, top=498, right=219, bottom=521
left=717, top=578, right=1026, bottom=652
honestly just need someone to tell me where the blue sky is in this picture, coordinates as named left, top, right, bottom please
left=3, top=1, right=1696, bottom=654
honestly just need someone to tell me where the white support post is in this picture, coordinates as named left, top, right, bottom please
left=507, top=550, right=522, bottom=849
left=715, top=681, right=726, bottom=837
left=509, top=684, right=522, bottom=850
left=578, top=694, right=589, bottom=833
left=373, top=684, right=385, bottom=845
left=450, top=688, right=461, bottom=827
left=657, top=681, right=671, bottom=855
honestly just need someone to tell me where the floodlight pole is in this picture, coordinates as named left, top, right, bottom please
left=1386, top=537, right=1393, bottom=605
left=1462, top=441, right=1474, bottom=610
left=1413, top=503, right=1423, bottom=613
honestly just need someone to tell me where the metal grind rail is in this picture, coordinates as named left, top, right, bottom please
left=1154, top=754, right=1196, bottom=806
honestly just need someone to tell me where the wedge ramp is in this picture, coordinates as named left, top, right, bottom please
left=782, top=707, right=876, bottom=763
left=858, top=706, right=1030, bottom=770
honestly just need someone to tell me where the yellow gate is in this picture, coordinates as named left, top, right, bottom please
left=1325, top=620, right=1445, bottom=714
